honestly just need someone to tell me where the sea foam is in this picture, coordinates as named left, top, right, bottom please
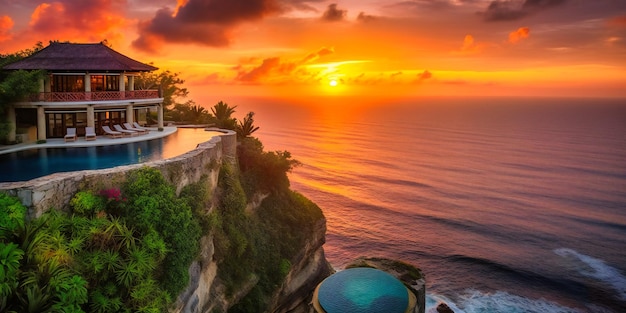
left=426, top=290, right=582, bottom=313
left=554, top=248, right=626, bottom=301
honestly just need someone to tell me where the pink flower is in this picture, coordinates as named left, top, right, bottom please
left=100, top=188, right=124, bottom=201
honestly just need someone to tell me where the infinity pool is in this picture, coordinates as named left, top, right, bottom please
left=317, top=268, right=410, bottom=313
left=0, top=128, right=224, bottom=183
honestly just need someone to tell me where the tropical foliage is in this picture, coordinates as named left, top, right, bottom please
left=237, top=136, right=301, bottom=196
left=0, top=193, right=88, bottom=313
left=134, top=69, right=188, bottom=109
left=0, top=167, right=203, bottom=312
left=0, top=42, right=45, bottom=142
left=211, top=101, right=237, bottom=130
left=169, top=101, right=213, bottom=124
left=235, top=112, right=260, bottom=140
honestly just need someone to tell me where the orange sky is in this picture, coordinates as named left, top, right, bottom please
left=1, top=0, right=625, bottom=102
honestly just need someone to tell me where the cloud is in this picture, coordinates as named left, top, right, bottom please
left=388, top=0, right=473, bottom=11
left=301, top=47, right=334, bottom=63
left=321, top=3, right=347, bottom=22
left=133, top=0, right=281, bottom=52
left=356, top=12, right=377, bottom=23
left=133, top=0, right=324, bottom=52
left=234, top=46, right=335, bottom=84
left=0, top=15, right=13, bottom=42
left=607, top=15, right=626, bottom=28
left=417, top=70, right=432, bottom=80
left=508, top=26, right=530, bottom=43
left=452, top=34, right=483, bottom=55
left=289, top=0, right=327, bottom=12
left=18, top=0, right=128, bottom=46
left=480, top=0, right=567, bottom=22
left=605, top=36, right=621, bottom=46
left=236, top=57, right=282, bottom=82
left=522, top=0, right=566, bottom=9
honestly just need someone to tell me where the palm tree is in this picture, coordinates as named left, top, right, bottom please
left=189, top=104, right=211, bottom=124
left=211, top=101, right=237, bottom=130
left=236, top=112, right=260, bottom=140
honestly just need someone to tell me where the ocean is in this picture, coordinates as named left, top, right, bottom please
left=229, top=96, right=626, bottom=313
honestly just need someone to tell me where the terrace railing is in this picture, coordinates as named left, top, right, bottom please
left=29, top=90, right=160, bottom=102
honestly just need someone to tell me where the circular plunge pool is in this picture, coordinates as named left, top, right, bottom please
left=316, top=267, right=411, bottom=313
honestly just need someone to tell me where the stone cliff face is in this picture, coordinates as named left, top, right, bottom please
left=174, top=217, right=332, bottom=313
left=267, top=218, right=333, bottom=313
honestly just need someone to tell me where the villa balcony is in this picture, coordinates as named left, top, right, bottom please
left=28, top=90, right=160, bottom=102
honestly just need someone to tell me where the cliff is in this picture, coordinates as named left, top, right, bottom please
left=1, top=130, right=333, bottom=312
left=1, top=130, right=428, bottom=313
left=174, top=215, right=332, bottom=313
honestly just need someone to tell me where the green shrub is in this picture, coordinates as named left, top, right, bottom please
left=0, top=197, right=90, bottom=312
left=119, top=167, right=201, bottom=296
left=70, top=191, right=105, bottom=216
left=180, top=175, right=212, bottom=232
left=0, top=192, right=27, bottom=239
left=279, top=259, right=291, bottom=277
left=237, top=137, right=300, bottom=196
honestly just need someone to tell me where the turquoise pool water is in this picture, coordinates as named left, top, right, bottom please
left=317, top=267, right=409, bottom=313
left=0, top=128, right=223, bottom=183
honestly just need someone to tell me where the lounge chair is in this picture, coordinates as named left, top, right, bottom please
left=123, top=122, right=148, bottom=135
left=113, top=124, right=139, bottom=137
left=64, top=128, right=77, bottom=142
left=85, top=126, right=97, bottom=141
left=133, top=122, right=150, bottom=133
left=102, top=125, right=123, bottom=138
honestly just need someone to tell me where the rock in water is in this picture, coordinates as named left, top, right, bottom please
left=436, top=303, right=455, bottom=313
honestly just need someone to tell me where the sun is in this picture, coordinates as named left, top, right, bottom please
left=329, top=79, right=338, bottom=87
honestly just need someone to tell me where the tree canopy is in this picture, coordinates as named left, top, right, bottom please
left=134, top=69, right=188, bottom=109
left=0, top=43, right=44, bottom=142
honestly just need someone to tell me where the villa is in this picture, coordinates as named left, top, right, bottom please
left=2, top=42, right=164, bottom=142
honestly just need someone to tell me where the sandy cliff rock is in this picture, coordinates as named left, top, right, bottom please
left=172, top=205, right=332, bottom=313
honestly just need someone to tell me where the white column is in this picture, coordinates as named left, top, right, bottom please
left=119, top=73, right=126, bottom=91
left=129, top=76, right=135, bottom=91
left=84, top=73, right=91, bottom=92
left=119, top=73, right=126, bottom=99
left=37, top=106, right=46, bottom=141
left=38, top=78, right=44, bottom=92
left=7, top=106, right=16, bottom=142
left=126, top=105, right=133, bottom=124
left=87, top=105, right=95, bottom=128
left=157, top=104, right=164, bottom=129
left=84, top=73, right=91, bottom=101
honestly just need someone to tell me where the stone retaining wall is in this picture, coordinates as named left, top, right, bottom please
left=0, top=129, right=237, bottom=218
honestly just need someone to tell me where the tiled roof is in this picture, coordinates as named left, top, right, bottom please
left=3, top=42, right=158, bottom=72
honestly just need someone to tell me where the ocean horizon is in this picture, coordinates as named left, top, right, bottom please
left=229, top=96, right=626, bottom=313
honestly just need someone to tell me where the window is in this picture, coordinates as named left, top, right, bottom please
left=106, top=76, right=119, bottom=91
left=91, top=75, right=120, bottom=91
left=51, top=75, right=84, bottom=92
left=91, top=75, right=104, bottom=91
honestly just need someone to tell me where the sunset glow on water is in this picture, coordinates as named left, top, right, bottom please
left=234, top=96, right=626, bottom=313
